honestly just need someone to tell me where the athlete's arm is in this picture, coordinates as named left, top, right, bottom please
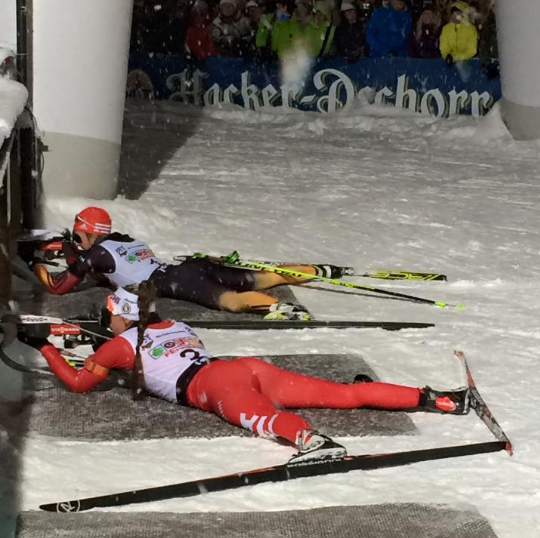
left=41, top=337, right=135, bottom=393
left=34, top=245, right=115, bottom=295
left=33, top=266, right=82, bottom=295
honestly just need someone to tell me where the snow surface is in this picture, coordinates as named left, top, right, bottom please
left=20, top=99, right=540, bottom=536
left=0, top=77, right=27, bottom=148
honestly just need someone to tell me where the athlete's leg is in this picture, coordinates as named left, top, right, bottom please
left=152, top=260, right=279, bottom=313
left=217, top=290, right=279, bottom=313
left=186, top=360, right=312, bottom=443
left=153, top=260, right=310, bottom=314
left=252, top=265, right=319, bottom=289
left=237, top=357, right=422, bottom=409
left=198, top=259, right=321, bottom=291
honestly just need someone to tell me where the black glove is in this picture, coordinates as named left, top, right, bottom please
left=18, top=334, right=50, bottom=350
left=445, top=54, right=454, bottom=66
left=63, top=240, right=81, bottom=266
left=60, top=228, right=73, bottom=242
left=17, top=323, right=51, bottom=350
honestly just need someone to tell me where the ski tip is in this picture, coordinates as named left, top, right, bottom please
left=39, top=500, right=82, bottom=513
left=435, top=302, right=464, bottom=310
left=505, top=441, right=514, bottom=456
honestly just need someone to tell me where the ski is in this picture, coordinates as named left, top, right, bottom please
left=197, top=255, right=461, bottom=309
left=185, top=320, right=435, bottom=331
left=173, top=253, right=447, bottom=281
left=5, top=314, right=435, bottom=334
left=358, top=270, right=446, bottom=282
left=39, top=440, right=506, bottom=513
left=455, top=350, right=513, bottom=454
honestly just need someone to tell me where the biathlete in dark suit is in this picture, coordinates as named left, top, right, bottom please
left=34, top=206, right=346, bottom=320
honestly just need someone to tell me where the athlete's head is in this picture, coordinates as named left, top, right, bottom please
left=72, top=207, right=112, bottom=250
left=104, top=281, right=157, bottom=400
left=105, top=287, right=142, bottom=334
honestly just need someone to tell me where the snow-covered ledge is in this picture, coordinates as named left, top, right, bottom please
left=0, top=77, right=28, bottom=149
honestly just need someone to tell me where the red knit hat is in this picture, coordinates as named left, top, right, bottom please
left=73, top=207, right=112, bottom=235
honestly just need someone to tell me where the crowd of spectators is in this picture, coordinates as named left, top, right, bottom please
left=131, top=0, right=498, bottom=74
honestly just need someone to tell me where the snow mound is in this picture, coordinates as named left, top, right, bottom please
left=0, top=77, right=28, bottom=146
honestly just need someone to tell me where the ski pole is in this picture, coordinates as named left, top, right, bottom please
left=195, top=254, right=463, bottom=309
left=173, top=253, right=447, bottom=281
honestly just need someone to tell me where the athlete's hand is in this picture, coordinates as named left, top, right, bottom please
left=60, top=228, right=72, bottom=243
left=17, top=324, right=50, bottom=350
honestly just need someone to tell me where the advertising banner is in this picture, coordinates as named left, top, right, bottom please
left=128, top=53, right=501, bottom=117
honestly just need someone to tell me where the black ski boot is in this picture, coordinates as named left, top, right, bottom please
left=353, top=374, right=374, bottom=383
left=419, top=386, right=471, bottom=415
left=264, top=302, right=310, bottom=321
left=312, top=265, right=352, bottom=279
left=288, top=430, right=347, bottom=464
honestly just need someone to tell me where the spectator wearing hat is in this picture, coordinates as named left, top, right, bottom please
left=303, top=0, right=336, bottom=57
left=335, top=1, right=367, bottom=62
left=246, top=0, right=265, bottom=29
left=255, top=0, right=300, bottom=60
left=439, top=0, right=478, bottom=65
left=185, top=1, right=217, bottom=59
left=293, top=0, right=312, bottom=28
left=407, top=2, right=442, bottom=58
left=244, top=0, right=266, bottom=56
left=366, top=0, right=412, bottom=57
left=212, top=0, right=253, bottom=56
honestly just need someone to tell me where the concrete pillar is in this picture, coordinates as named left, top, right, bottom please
left=33, top=0, right=134, bottom=199
left=0, top=2, right=17, bottom=51
left=496, top=0, right=540, bottom=140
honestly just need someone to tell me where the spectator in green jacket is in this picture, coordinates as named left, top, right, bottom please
left=256, top=0, right=300, bottom=60
left=303, top=1, right=336, bottom=57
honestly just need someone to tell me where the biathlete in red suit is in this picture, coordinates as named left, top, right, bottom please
left=33, top=206, right=345, bottom=320
left=22, top=284, right=470, bottom=462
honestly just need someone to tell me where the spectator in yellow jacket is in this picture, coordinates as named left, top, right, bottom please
left=439, top=1, right=478, bottom=65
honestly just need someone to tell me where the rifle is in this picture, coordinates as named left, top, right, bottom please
left=1, top=313, right=111, bottom=352
left=17, top=229, right=75, bottom=270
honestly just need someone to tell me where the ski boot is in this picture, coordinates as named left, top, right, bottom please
left=353, top=373, right=374, bottom=384
left=312, top=264, right=352, bottom=279
left=264, top=302, right=311, bottom=321
left=419, top=386, right=471, bottom=415
left=288, top=430, right=347, bottom=464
